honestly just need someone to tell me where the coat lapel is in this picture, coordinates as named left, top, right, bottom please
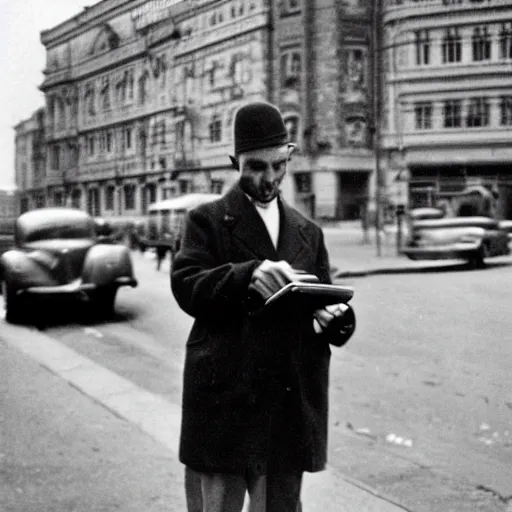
left=277, top=199, right=310, bottom=264
left=224, top=185, right=278, bottom=260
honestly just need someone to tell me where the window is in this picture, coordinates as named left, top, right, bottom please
left=444, top=100, right=462, bottom=128
left=152, top=123, right=159, bottom=146
left=127, top=69, right=134, bottom=99
left=71, top=189, right=81, bottom=209
left=159, top=121, right=166, bottom=146
left=54, top=191, right=64, bottom=207
left=209, top=115, right=222, bottom=143
left=211, top=180, right=224, bottom=194
left=295, top=173, right=312, bottom=194
left=106, top=131, right=113, bottom=152
left=175, top=121, right=185, bottom=150
left=415, top=102, right=433, bottom=130
left=99, top=132, right=106, bottom=152
left=88, top=136, right=95, bottom=156
left=281, top=50, right=302, bottom=88
left=499, top=23, right=512, bottom=59
left=124, top=184, right=136, bottom=210
left=442, top=28, right=462, bottom=63
left=51, top=146, right=60, bottom=170
left=87, top=188, right=100, bottom=216
left=284, top=114, right=300, bottom=143
left=126, top=127, right=132, bottom=149
left=472, top=26, right=491, bottom=61
left=500, top=96, right=512, bottom=125
left=179, top=179, right=191, bottom=194
left=100, top=77, right=111, bottom=110
left=415, top=30, right=430, bottom=65
left=467, top=97, right=490, bottom=127
left=105, top=185, right=115, bottom=210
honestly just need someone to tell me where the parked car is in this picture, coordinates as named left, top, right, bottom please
left=0, top=208, right=137, bottom=324
left=403, top=186, right=510, bottom=268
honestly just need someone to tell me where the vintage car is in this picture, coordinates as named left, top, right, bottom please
left=0, top=208, right=137, bottom=324
left=403, top=186, right=510, bottom=268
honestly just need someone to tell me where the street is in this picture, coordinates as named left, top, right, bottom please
left=2, top=250, right=512, bottom=512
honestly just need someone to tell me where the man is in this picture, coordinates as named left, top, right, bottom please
left=171, top=102, right=355, bottom=512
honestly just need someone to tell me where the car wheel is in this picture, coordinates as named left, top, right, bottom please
left=2, top=280, right=24, bottom=324
left=90, top=286, right=117, bottom=320
left=469, top=243, right=488, bottom=270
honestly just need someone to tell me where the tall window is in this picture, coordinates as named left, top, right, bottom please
left=467, top=97, right=490, bottom=127
left=51, top=145, right=60, bottom=170
left=126, top=127, right=132, bottom=149
left=500, top=96, right=512, bottom=125
left=499, top=23, right=512, bottom=59
left=209, top=115, right=222, bottom=143
left=88, top=136, right=95, bottom=156
left=71, top=189, right=81, bottom=209
left=415, top=30, right=430, bottom=65
left=124, top=184, right=136, bottom=210
left=414, top=102, right=433, bottom=130
left=444, top=100, right=462, bottom=128
left=284, top=114, right=300, bottom=143
left=105, top=185, right=115, bottom=210
left=280, top=50, right=302, bottom=88
left=442, top=28, right=462, bottom=63
left=472, top=26, right=492, bottom=61
left=106, top=131, right=113, bottom=153
left=159, top=120, right=166, bottom=146
left=175, top=120, right=185, bottom=151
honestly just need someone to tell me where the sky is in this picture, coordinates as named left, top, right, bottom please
left=0, top=0, right=91, bottom=188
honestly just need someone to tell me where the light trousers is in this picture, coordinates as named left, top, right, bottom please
left=185, top=466, right=303, bottom=512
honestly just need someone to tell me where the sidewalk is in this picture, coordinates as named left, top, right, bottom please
left=0, top=318, right=411, bottom=512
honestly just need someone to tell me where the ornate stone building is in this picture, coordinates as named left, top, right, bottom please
left=382, top=0, right=512, bottom=218
left=20, top=0, right=373, bottom=221
left=270, top=0, right=374, bottom=220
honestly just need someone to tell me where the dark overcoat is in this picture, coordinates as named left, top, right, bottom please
left=171, top=184, right=351, bottom=475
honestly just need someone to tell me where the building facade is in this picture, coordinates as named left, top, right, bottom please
left=270, top=0, right=374, bottom=220
left=382, top=0, right=512, bottom=218
left=14, top=108, right=46, bottom=213
left=19, top=0, right=374, bottom=222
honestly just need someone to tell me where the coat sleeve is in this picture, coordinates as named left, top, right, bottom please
left=171, top=207, right=261, bottom=319
left=315, top=229, right=356, bottom=348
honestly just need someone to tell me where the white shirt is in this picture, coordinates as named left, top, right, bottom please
left=253, top=197, right=280, bottom=249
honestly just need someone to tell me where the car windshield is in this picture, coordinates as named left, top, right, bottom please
left=23, top=223, right=94, bottom=243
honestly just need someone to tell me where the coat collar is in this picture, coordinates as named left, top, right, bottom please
left=223, top=183, right=310, bottom=263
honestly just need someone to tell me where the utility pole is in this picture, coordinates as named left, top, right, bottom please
left=370, top=0, right=383, bottom=256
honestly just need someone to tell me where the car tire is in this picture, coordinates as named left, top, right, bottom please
left=469, top=243, right=488, bottom=270
left=2, top=280, right=24, bottom=324
left=89, top=286, right=117, bottom=320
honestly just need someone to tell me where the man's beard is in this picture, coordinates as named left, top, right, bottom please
left=240, top=176, right=280, bottom=204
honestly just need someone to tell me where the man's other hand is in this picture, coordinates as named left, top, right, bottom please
left=313, top=303, right=351, bottom=334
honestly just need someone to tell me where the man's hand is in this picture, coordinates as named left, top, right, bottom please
left=313, top=303, right=351, bottom=334
left=249, top=260, right=318, bottom=302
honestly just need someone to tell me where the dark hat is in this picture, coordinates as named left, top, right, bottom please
left=233, top=102, right=289, bottom=155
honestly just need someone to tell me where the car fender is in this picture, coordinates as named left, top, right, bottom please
left=0, top=249, right=59, bottom=289
left=82, top=244, right=135, bottom=287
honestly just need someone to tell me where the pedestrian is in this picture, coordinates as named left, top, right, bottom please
left=171, top=101, right=356, bottom=512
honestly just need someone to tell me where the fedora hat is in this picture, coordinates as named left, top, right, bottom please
left=233, top=102, right=291, bottom=156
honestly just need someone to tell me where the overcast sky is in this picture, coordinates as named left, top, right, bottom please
left=0, top=0, right=91, bottom=188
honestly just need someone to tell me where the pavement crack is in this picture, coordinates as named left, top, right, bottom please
left=475, top=484, right=512, bottom=503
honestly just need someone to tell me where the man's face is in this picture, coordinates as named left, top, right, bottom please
left=236, top=145, right=291, bottom=204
